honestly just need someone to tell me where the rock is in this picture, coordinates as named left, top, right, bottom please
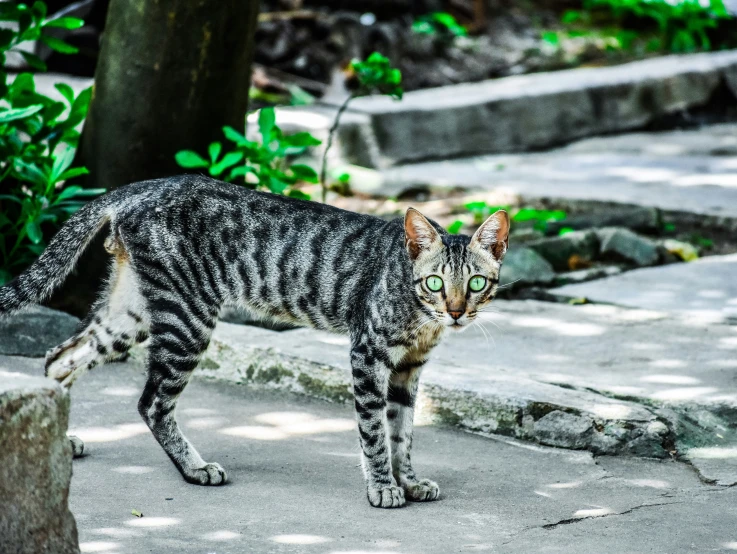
left=0, top=305, right=79, bottom=357
left=500, top=247, right=556, bottom=288
left=661, top=239, right=699, bottom=262
left=533, top=410, right=594, bottom=450
left=545, top=207, right=661, bottom=235
left=0, top=370, right=79, bottom=554
left=596, top=227, right=660, bottom=267
left=526, top=230, right=599, bottom=272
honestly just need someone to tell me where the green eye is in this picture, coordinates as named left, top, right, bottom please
left=426, top=275, right=444, bottom=292
left=469, top=275, right=487, bottom=292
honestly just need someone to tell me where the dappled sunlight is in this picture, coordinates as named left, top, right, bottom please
left=545, top=481, right=581, bottom=489
left=203, top=530, right=240, bottom=541
left=271, top=534, right=331, bottom=545
left=723, top=542, right=737, bottom=550
left=328, top=551, right=401, bottom=554
left=90, top=527, right=140, bottom=538
left=508, top=316, right=606, bottom=337
left=589, top=404, right=633, bottom=419
left=625, top=479, right=669, bottom=489
left=573, top=507, right=614, bottom=518
left=112, top=465, right=156, bottom=475
left=101, top=386, right=138, bottom=397
left=318, top=336, right=351, bottom=346
left=673, top=173, right=737, bottom=188
left=70, top=423, right=148, bottom=443
left=533, top=354, right=573, bottom=364
left=687, top=447, right=737, bottom=460
left=125, top=517, right=179, bottom=528
left=606, top=385, right=647, bottom=396
left=534, top=490, right=552, bottom=498
left=640, top=374, right=700, bottom=385
left=606, top=166, right=678, bottom=183
left=79, top=541, right=119, bottom=553
left=650, top=387, right=719, bottom=401
left=627, top=342, right=666, bottom=351
left=180, top=408, right=219, bottom=416
left=718, top=337, right=737, bottom=350
left=184, top=416, right=230, bottom=429
left=220, top=411, right=355, bottom=441
left=648, top=359, right=686, bottom=369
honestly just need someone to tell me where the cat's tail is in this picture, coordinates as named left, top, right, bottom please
left=0, top=194, right=114, bottom=316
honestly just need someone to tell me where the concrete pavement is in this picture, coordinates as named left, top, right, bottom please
left=3, top=354, right=737, bottom=554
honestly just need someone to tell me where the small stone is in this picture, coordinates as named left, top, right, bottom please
left=533, top=410, right=594, bottom=449
left=0, top=305, right=79, bottom=357
left=527, top=230, right=599, bottom=271
left=500, top=247, right=556, bottom=288
left=661, top=239, right=699, bottom=262
left=596, top=227, right=660, bottom=267
left=554, top=265, right=622, bottom=286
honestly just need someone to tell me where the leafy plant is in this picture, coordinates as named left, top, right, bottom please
left=411, top=12, right=468, bottom=38
left=320, top=52, right=403, bottom=202
left=175, top=107, right=321, bottom=200
left=447, top=220, right=464, bottom=234
left=0, top=2, right=99, bottom=284
left=463, top=202, right=567, bottom=232
left=555, top=0, right=735, bottom=53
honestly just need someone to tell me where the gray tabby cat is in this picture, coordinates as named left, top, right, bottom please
left=0, top=176, right=509, bottom=508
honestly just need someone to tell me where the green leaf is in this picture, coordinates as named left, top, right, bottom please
left=0, top=104, right=44, bottom=123
left=542, top=31, right=560, bottom=47
left=208, top=142, right=222, bottom=163
left=55, top=185, right=83, bottom=202
left=222, top=125, right=246, bottom=144
left=287, top=189, right=311, bottom=201
left=50, top=146, right=75, bottom=184
left=175, top=150, right=209, bottom=169
left=282, top=132, right=321, bottom=147
left=14, top=158, right=48, bottom=186
left=57, top=167, right=89, bottom=182
left=258, top=107, right=276, bottom=144
left=54, top=83, right=75, bottom=105
left=0, top=3, right=20, bottom=22
left=40, top=35, right=79, bottom=54
left=65, top=87, right=91, bottom=128
left=0, top=28, right=14, bottom=49
left=228, top=165, right=257, bottom=180
left=561, top=10, right=581, bottom=24
left=44, top=16, right=84, bottom=29
left=558, top=227, right=575, bottom=235
left=31, top=1, right=47, bottom=21
left=447, top=220, right=464, bottom=235
left=24, top=220, right=43, bottom=244
left=289, top=164, right=318, bottom=183
left=268, top=176, right=289, bottom=194
left=209, top=151, right=244, bottom=177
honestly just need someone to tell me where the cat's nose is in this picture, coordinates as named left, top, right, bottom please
left=448, top=309, right=464, bottom=320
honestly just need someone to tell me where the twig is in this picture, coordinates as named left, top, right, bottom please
left=320, top=94, right=353, bottom=203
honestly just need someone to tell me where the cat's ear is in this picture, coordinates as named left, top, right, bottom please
left=471, top=210, right=509, bottom=260
left=405, top=207, right=441, bottom=260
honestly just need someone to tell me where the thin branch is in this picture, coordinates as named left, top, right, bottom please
left=320, top=94, right=354, bottom=203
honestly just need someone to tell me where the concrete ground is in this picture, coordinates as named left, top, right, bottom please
left=3, top=354, right=737, bottom=554
left=383, top=124, right=737, bottom=218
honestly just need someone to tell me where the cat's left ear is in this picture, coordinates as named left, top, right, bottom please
left=471, top=210, right=510, bottom=260
left=405, top=207, right=442, bottom=260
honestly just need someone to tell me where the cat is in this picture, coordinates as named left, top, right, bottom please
left=0, top=175, right=509, bottom=508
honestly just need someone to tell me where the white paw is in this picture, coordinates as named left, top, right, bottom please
left=404, top=478, right=440, bottom=502
left=184, top=462, right=228, bottom=486
left=367, top=484, right=406, bottom=508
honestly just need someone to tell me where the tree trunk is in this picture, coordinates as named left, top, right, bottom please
left=80, top=0, right=260, bottom=189
left=50, top=0, right=259, bottom=317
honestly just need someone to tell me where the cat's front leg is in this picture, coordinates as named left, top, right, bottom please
left=388, top=364, right=440, bottom=502
left=350, top=337, right=405, bottom=508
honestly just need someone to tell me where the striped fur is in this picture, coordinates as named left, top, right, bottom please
left=0, top=176, right=509, bottom=507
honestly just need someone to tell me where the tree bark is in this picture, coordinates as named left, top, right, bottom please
left=80, top=0, right=260, bottom=189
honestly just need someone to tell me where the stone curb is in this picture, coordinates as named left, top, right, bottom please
left=273, top=51, right=737, bottom=169
left=200, top=322, right=672, bottom=459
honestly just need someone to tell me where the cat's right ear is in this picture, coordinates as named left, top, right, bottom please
left=405, top=207, right=441, bottom=260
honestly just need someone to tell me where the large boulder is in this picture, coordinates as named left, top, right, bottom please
left=596, top=227, right=660, bottom=267
left=0, top=306, right=79, bottom=357
left=0, top=370, right=79, bottom=554
left=500, top=247, right=556, bottom=288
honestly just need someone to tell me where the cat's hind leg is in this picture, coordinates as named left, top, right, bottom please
left=45, top=254, right=149, bottom=388
left=137, top=296, right=225, bottom=485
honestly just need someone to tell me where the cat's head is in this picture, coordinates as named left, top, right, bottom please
left=404, top=207, right=509, bottom=330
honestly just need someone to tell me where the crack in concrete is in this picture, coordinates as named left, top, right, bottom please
left=540, top=502, right=681, bottom=530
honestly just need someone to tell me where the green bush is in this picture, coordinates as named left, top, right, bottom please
left=557, top=0, right=735, bottom=53
left=175, top=107, right=321, bottom=200
left=0, top=1, right=100, bottom=284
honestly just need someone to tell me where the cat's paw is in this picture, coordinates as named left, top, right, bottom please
left=404, top=478, right=440, bottom=502
left=183, top=462, right=228, bottom=486
left=69, top=435, right=85, bottom=458
left=367, top=484, right=406, bottom=508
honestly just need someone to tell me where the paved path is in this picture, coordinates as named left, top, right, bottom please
left=4, top=355, right=737, bottom=554
left=384, top=124, right=737, bottom=218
